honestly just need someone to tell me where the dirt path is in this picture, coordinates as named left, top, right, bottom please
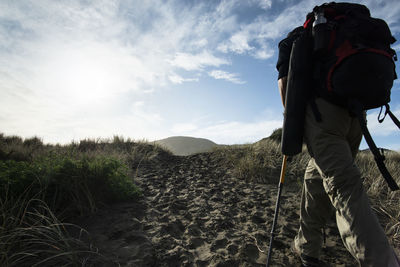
left=79, top=152, right=356, bottom=266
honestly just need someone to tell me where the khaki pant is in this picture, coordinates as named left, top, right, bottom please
left=294, top=98, right=400, bottom=266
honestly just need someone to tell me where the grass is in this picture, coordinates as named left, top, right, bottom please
left=0, top=133, right=171, bottom=266
left=0, top=187, right=105, bottom=266
left=1, top=130, right=399, bottom=264
left=214, top=129, right=309, bottom=185
left=356, top=150, right=400, bottom=250
left=214, top=128, right=400, bottom=252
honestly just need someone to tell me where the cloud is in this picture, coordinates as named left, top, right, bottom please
left=362, top=0, right=400, bottom=33
left=168, top=74, right=199, bottom=84
left=366, top=108, right=400, bottom=136
left=171, top=119, right=283, bottom=144
left=218, top=31, right=254, bottom=54
left=2, top=0, right=400, bottom=145
left=208, top=70, right=246, bottom=84
left=216, top=0, right=319, bottom=59
left=392, top=43, right=400, bottom=52
left=169, top=51, right=229, bottom=71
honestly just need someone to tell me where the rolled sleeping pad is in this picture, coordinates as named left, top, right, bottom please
left=281, top=31, right=313, bottom=156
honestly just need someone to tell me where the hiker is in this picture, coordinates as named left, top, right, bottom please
left=276, top=3, right=400, bottom=267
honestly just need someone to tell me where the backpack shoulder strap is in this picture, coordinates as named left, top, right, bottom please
left=351, top=100, right=399, bottom=191
left=386, top=104, right=400, bottom=129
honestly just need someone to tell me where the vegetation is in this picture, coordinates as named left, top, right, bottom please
left=356, top=150, right=400, bottom=249
left=214, top=128, right=400, bottom=252
left=1, top=130, right=399, bottom=264
left=0, top=133, right=171, bottom=266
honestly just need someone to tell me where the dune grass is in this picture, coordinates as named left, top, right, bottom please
left=214, top=129, right=309, bottom=185
left=2, top=130, right=399, bottom=264
left=0, top=188, right=105, bottom=266
left=0, top=133, right=171, bottom=266
left=214, top=128, right=400, bottom=252
left=356, top=150, right=400, bottom=249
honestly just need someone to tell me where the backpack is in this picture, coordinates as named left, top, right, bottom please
left=304, top=2, right=399, bottom=190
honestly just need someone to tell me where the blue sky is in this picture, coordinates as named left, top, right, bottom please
left=1, top=0, right=400, bottom=150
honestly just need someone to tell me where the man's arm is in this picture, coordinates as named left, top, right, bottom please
left=278, top=76, right=287, bottom=108
left=276, top=27, right=303, bottom=108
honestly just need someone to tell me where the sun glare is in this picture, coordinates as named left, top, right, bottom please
left=63, top=56, right=111, bottom=101
left=41, top=45, right=124, bottom=105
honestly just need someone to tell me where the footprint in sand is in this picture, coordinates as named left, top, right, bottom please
left=77, top=152, right=358, bottom=266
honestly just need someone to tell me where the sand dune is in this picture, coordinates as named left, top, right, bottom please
left=79, top=152, right=357, bottom=266
left=154, top=136, right=218, bottom=156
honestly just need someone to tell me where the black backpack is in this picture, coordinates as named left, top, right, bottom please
left=306, top=2, right=399, bottom=190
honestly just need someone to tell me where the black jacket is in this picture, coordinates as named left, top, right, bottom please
left=276, top=26, right=304, bottom=79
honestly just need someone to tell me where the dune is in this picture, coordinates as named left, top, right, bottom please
left=154, top=136, right=218, bottom=156
left=78, top=151, right=358, bottom=266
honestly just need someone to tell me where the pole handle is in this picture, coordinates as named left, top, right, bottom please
left=266, top=154, right=289, bottom=267
left=280, top=155, right=288, bottom=184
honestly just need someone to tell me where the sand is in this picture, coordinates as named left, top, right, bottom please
left=78, top=152, right=357, bottom=266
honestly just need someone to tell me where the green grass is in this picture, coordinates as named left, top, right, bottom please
left=0, top=154, right=141, bottom=217
left=215, top=129, right=400, bottom=253
left=0, top=188, right=105, bottom=266
left=356, top=150, right=400, bottom=249
left=2, top=131, right=399, bottom=264
left=0, top=133, right=171, bottom=266
left=214, top=134, right=309, bottom=185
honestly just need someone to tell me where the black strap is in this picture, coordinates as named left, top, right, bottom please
left=310, top=98, right=322, bottom=122
left=351, top=101, right=399, bottom=191
left=386, top=104, right=400, bottom=129
left=378, top=106, right=387, bottom=123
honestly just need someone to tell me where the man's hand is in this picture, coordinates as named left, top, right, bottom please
left=278, top=76, right=287, bottom=108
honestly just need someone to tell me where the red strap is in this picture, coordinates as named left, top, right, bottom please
left=326, top=41, right=394, bottom=92
left=327, top=29, right=336, bottom=51
left=303, top=18, right=313, bottom=29
left=364, top=48, right=394, bottom=59
left=327, top=40, right=358, bottom=92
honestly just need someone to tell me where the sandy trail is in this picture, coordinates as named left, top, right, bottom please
left=79, top=152, right=356, bottom=266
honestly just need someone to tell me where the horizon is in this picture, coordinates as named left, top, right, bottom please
left=1, top=0, right=400, bottom=150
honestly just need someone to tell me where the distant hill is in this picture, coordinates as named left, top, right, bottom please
left=154, top=136, right=218, bottom=156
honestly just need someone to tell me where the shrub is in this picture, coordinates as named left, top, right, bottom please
left=268, top=128, right=283, bottom=143
left=0, top=188, right=105, bottom=266
left=0, top=133, right=172, bottom=266
left=356, top=150, right=400, bottom=250
left=0, top=156, right=141, bottom=218
left=23, top=136, right=44, bottom=148
left=215, top=139, right=309, bottom=185
left=217, top=141, right=399, bottom=251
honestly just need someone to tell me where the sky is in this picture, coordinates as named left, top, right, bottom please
left=1, top=0, right=400, bottom=150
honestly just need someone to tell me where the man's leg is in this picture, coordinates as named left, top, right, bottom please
left=305, top=98, right=399, bottom=266
left=294, top=158, right=334, bottom=259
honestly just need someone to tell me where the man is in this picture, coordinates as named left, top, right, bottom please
left=276, top=9, right=400, bottom=267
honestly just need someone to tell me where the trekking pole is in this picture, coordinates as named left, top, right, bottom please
left=266, top=154, right=288, bottom=267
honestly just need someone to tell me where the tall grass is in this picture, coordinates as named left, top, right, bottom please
left=0, top=133, right=171, bottom=266
left=215, top=137, right=309, bottom=185
left=356, top=150, right=400, bottom=251
left=0, top=186, right=104, bottom=266
left=215, top=130, right=400, bottom=251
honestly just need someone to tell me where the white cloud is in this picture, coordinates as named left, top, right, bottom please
left=259, top=0, right=272, bottom=10
left=169, top=119, right=283, bottom=145
left=216, top=0, right=318, bottom=59
left=362, top=0, right=400, bottom=33
left=168, top=74, right=199, bottom=84
left=2, top=0, right=400, bottom=145
left=366, top=108, right=400, bottom=136
left=0, top=0, right=241, bottom=143
left=218, top=31, right=254, bottom=54
left=208, top=70, right=246, bottom=84
left=169, top=51, right=229, bottom=71
left=392, top=43, right=400, bottom=52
